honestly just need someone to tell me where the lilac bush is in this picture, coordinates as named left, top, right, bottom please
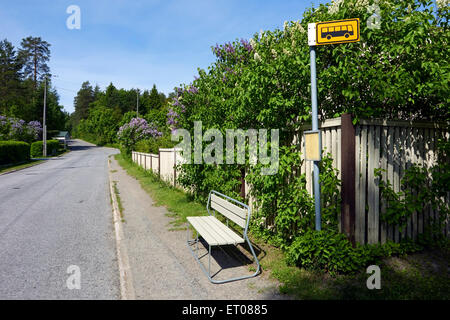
left=26, top=121, right=43, bottom=141
left=117, top=117, right=162, bottom=154
left=167, top=108, right=180, bottom=128
left=0, top=115, right=42, bottom=143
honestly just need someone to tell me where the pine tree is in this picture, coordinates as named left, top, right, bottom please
left=18, top=36, right=51, bottom=89
left=0, top=39, right=23, bottom=114
left=73, top=81, right=95, bottom=123
left=148, top=84, right=162, bottom=110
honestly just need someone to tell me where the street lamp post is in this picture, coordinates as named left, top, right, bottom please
left=43, top=77, right=47, bottom=157
left=136, top=88, right=139, bottom=117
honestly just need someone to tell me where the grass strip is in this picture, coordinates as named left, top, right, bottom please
left=112, top=180, right=125, bottom=220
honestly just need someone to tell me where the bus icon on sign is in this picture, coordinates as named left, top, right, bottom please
left=321, top=25, right=354, bottom=40
left=311, top=18, right=360, bottom=45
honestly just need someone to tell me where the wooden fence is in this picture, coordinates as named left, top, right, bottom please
left=132, top=149, right=183, bottom=186
left=297, top=115, right=449, bottom=245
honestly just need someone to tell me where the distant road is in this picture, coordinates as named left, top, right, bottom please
left=0, top=139, right=120, bottom=299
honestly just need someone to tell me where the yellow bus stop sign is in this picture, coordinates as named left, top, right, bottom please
left=308, top=18, right=360, bottom=46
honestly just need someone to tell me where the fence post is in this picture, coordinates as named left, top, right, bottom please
left=174, top=149, right=177, bottom=187
left=341, top=113, right=356, bottom=245
left=158, top=149, right=161, bottom=178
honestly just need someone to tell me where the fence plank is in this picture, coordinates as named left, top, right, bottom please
left=396, top=127, right=404, bottom=240
left=417, top=128, right=425, bottom=236
left=331, top=128, right=337, bottom=169
left=355, top=125, right=363, bottom=244
left=380, top=126, right=388, bottom=244
left=367, top=126, right=376, bottom=244
left=406, top=127, right=413, bottom=239
left=359, top=125, right=368, bottom=244
left=430, top=129, right=437, bottom=230
left=324, top=129, right=330, bottom=155
left=411, top=127, right=418, bottom=240
left=423, top=129, right=430, bottom=235
left=337, top=127, right=341, bottom=183
left=387, top=126, right=394, bottom=242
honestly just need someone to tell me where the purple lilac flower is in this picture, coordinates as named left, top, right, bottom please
left=27, top=121, right=42, bottom=140
left=0, top=115, right=6, bottom=127
left=187, top=86, right=198, bottom=94
left=167, top=108, right=179, bottom=127
left=10, top=119, right=25, bottom=133
left=117, top=117, right=161, bottom=142
left=213, top=43, right=225, bottom=61
left=224, top=42, right=235, bottom=54
left=176, top=87, right=184, bottom=97
left=240, top=38, right=253, bottom=53
left=173, top=97, right=181, bottom=106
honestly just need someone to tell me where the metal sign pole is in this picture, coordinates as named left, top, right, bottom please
left=306, top=18, right=360, bottom=232
left=310, top=46, right=321, bottom=231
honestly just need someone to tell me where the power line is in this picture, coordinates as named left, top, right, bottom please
left=54, top=86, right=78, bottom=93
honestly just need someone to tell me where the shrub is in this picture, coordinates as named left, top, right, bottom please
left=135, top=135, right=177, bottom=154
left=286, top=229, right=424, bottom=275
left=117, top=117, right=162, bottom=155
left=30, top=140, right=60, bottom=157
left=0, top=141, right=30, bottom=165
left=0, top=115, right=42, bottom=143
left=286, top=229, right=366, bottom=275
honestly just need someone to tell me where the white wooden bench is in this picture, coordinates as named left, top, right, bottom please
left=186, top=190, right=260, bottom=283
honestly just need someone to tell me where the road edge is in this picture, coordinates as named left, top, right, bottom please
left=108, top=157, right=136, bottom=300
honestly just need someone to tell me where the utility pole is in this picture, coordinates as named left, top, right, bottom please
left=43, top=77, right=47, bottom=157
left=136, top=88, right=139, bottom=117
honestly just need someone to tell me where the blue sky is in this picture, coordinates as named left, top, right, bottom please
left=0, top=0, right=323, bottom=113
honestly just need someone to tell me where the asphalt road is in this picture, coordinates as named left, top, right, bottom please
left=0, top=139, right=120, bottom=299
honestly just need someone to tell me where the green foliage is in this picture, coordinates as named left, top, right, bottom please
left=286, top=229, right=423, bottom=276
left=73, top=81, right=96, bottom=123
left=0, top=140, right=30, bottom=165
left=246, top=149, right=340, bottom=249
left=75, top=105, right=122, bottom=145
left=30, top=139, right=60, bottom=157
left=135, top=135, right=177, bottom=154
left=72, top=82, right=171, bottom=146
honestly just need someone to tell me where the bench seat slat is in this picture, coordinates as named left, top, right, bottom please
left=202, top=216, right=244, bottom=244
left=187, top=216, right=244, bottom=246
left=187, top=217, right=223, bottom=245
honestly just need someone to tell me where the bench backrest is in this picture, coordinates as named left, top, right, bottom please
left=207, top=190, right=250, bottom=233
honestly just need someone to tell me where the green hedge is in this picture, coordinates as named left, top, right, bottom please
left=0, top=141, right=31, bottom=165
left=30, top=140, right=60, bottom=158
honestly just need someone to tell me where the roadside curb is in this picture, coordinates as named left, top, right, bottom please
left=108, top=157, right=136, bottom=300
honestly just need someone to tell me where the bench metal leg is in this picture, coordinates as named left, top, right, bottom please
left=186, top=222, right=261, bottom=284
